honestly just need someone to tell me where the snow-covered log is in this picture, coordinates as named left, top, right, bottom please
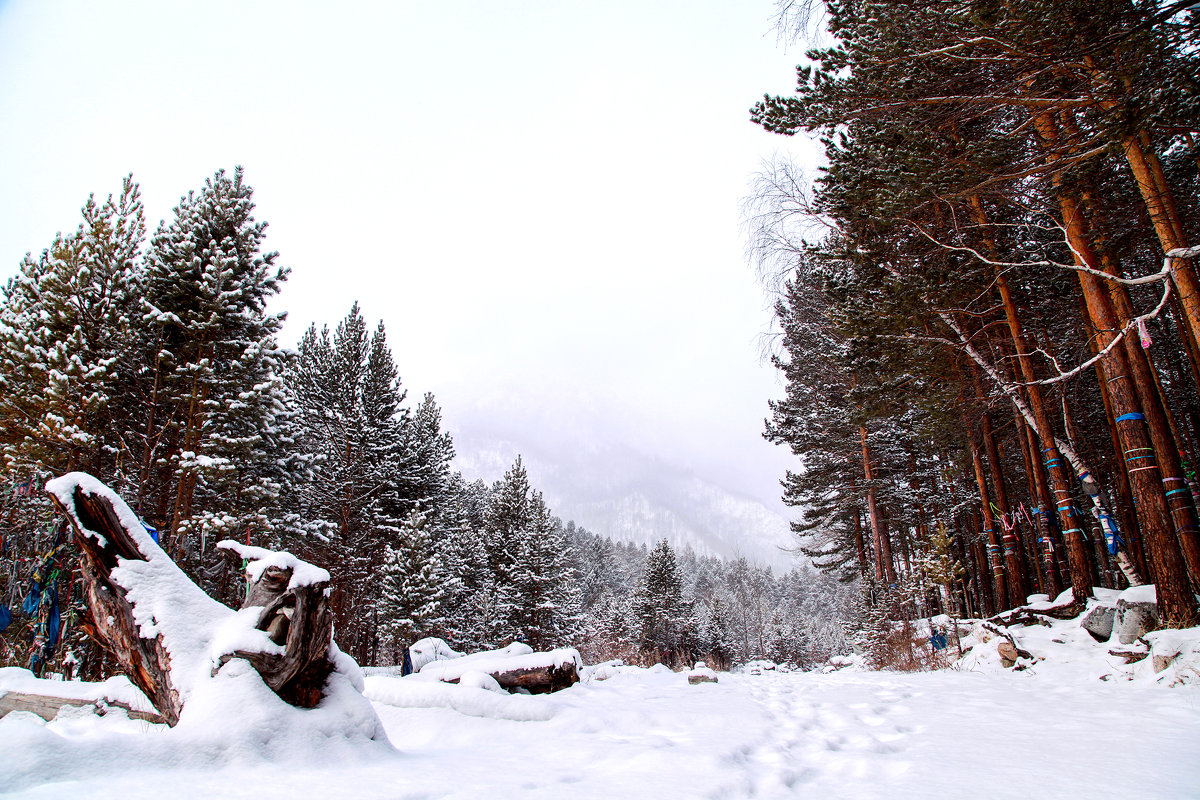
left=45, top=472, right=339, bottom=724
left=0, top=690, right=166, bottom=724
left=414, top=642, right=581, bottom=694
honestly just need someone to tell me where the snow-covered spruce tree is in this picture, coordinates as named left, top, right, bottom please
left=577, top=590, right=640, bottom=664
left=693, top=594, right=736, bottom=670
left=394, top=393, right=455, bottom=515
left=135, top=167, right=293, bottom=597
left=568, top=522, right=621, bottom=609
left=476, top=457, right=581, bottom=648
left=435, top=475, right=493, bottom=650
left=634, top=539, right=692, bottom=665
left=378, top=506, right=450, bottom=664
left=509, top=501, right=582, bottom=649
left=478, top=457, right=534, bottom=646
left=726, top=557, right=777, bottom=662
left=285, top=304, right=408, bottom=663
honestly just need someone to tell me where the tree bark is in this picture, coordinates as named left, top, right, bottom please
left=971, top=438, right=1008, bottom=611
left=49, top=487, right=184, bottom=725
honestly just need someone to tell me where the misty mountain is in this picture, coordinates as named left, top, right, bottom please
left=451, top=431, right=798, bottom=572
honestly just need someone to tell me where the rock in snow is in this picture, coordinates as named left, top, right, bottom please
left=1081, top=604, right=1117, bottom=641
left=1114, top=585, right=1159, bottom=645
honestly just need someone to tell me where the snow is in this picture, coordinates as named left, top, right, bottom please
left=4, top=540, right=1199, bottom=800
left=364, top=675, right=555, bottom=721
left=216, top=540, right=331, bottom=590
left=1120, top=583, right=1157, bottom=604
left=1024, top=587, right=1075, bottom=611
left=4, top=638, right=1199, bottom=799
left=407, top=636, right=463, bottom=672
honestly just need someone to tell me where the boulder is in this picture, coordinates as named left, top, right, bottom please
left=1081, top=604, right=1116, bottom=641
left=1114, top=586, right=1158, bottom=645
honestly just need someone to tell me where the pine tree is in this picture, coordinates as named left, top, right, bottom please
left=135, top=167, right=292, bottom=591
left=634, top=539, right=691, bottom=665
left=396, top=393, right=455, bottom=514
left=285, top=303, right=408, bottom=663
left=0, top=177, right=144, bottom=481
left=480, top=457, right=535, bottom=645
left=507, top=498, right=581, bottom=649
left=378, top=506, right=449, bottom=664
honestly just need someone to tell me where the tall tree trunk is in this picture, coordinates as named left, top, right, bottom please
left=1088, top=231, right=1200, bottom=588
left=851, top=476, right=869, bottom=577
left=969, top=191, right=1085, bottom=603
left=860, top=425, right=897, bottom=585
left=982, top=399, right=1029, bottom=606
left=971, top=439, right=1008, bottom=610
left=994, top=269, right=1090, bottom=605
left=1119, top=133, right=1200, bottom=388
left=1089, top=329, right=1150, bottom=582
left=1034, top=111, right=1198, bottom=625
left=1021, top=413, right=1064, bottom=599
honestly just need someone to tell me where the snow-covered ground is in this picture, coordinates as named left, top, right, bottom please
left=4, top=608, right=1200, bottom=800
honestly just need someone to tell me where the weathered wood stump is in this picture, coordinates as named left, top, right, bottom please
left=215, top=541, right=334, bottom=708
left=46, top=472, right=337, bottom=725
left=47, top=476, right=185, bottom=724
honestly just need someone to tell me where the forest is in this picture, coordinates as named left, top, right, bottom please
left=748, top=0, right=1200, bottom=642
left=3, top=0, right=1199, bottom=682
left=0, top=169, right=848, bottom=679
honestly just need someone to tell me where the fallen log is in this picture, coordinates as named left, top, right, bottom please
left=45, top=472, right=338, bottom=725
left=484, top=661, right=579, bottom=694
left=0, top=690, right=165, bottom=725
left=988, top=598, right=1080, bottom=627
left=415, top=642, right=581, bottom=694
left=987, top=609, right=1055, bottom=628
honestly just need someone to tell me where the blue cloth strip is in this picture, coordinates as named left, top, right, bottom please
left=1115, top=412, right=1146, bottom=422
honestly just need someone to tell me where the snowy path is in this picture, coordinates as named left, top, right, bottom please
left=3, top=667, right=1199, bottom=799
left=719, top=674, right=915, bottom=796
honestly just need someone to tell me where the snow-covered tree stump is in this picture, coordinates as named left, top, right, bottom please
left=46, top=472, right=338, bottom=725
left=214, top=541, right=334, bottom=708
left=47, top=475, right=185, bottom=724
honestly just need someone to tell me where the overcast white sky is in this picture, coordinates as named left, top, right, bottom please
left=0, top=0, right=821, bottom=512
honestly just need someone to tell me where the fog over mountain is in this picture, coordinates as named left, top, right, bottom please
left=447, top=393, right=799, bottom=573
